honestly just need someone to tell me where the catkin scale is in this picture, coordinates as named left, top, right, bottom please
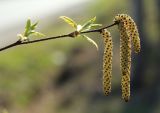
left=101, top=29, right=113, bottom=96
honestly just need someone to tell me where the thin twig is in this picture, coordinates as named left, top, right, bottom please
left=0, top=22, right=118, bottom=52
left=81, top=22, right=118, bottom=34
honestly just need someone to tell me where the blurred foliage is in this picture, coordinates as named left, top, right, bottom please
left=0, top=0, right=160, bottom=113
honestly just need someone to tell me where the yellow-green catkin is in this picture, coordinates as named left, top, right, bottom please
left=114, top=14, right=141, bottom=53
left=101, top=29, right=113, bottom=96
left=114, top=14, right=133, bottom=102
left=128, top=19, right=140, bottom=53
left=120, top=22, right=131, bottom=102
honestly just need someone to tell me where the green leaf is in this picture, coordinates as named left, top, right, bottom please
left=27, top=30, right=35, bottom=36
left=82, top=35, right=98, bottom=50
left=60, top=16, right=77, bottom=29
left=90, top=24, right=102, bottom=27
left=24, top=19, right=32, bottom=37
left=18, top=19, right=44, bottom=41
left=25, top=19, right=31, bottom=30
left=81, top=24, right=102, bottom=32
left=31, top=22, right=38, bottom=30
left=32, top=32, right=45, bottom=37
left=80, top=17, right=96, bottom=32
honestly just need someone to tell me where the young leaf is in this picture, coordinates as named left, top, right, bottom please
left=18, top=19, right=44, bottom=41
left=60, top=16, right=77, bottom=29
left=25, top=19, right=31, bottom=29
left=32, top=32, right=45, bottom=37
left=24, top=19, right=31, bottom=37
left=80, top=17, right=96, bottom=32
left=82, top=35, right=98, bottom=50
left=31, top=22, right=38, bottom=30
left=90, top=24, right=102, bottom=27
left=27, top=30, right=35, bottom=36
left=81, top=24, right=102, bottom=32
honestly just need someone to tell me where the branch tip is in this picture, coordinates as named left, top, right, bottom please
left=0, top=22, right=117, bottom=52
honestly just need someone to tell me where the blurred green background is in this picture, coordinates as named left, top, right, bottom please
left=0, top=0, right=160, bottom=113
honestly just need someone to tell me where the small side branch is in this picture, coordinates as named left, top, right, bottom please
left=0, top=22, right=118, bottom=52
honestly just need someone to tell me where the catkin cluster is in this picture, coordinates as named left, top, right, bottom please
left=114, top=14, right=141, bottom=102
left=101, top=14, right=140, bottom=102
left=101, top=29, right=113, bottom=96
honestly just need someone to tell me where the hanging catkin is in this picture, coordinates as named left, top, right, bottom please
left=114, top=14, right=141, bottom=53
left=128, top=18, right=140, bottom=53
left=101, top=29, right=113, bottom=96
left=99, top=14, right=140, bottom=102
left=114, top=14, right=133, bottom=102
left=120, top=23, right=131, bottom=102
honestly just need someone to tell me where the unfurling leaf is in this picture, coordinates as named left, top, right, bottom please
left=24, top=19, right=31, bottom=37
left=25, top=19, right=31, bottom=29
left=82, top=35, right=98, bottom=50
left=59, top=16, right=101, bottom=33
left=31, top=22, right=38, bottom=30
left=90, top=24, right=102, bottom=28
left=17, top=19, right=44, bottom=42
left=32, top=32, right=45, bottom=37
left=60, top=16, right=77, bottom=29
left=81, top=24, right=102, bottom=32
left=80, top=17, right=96, bottom=32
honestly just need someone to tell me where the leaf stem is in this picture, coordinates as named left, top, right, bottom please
left=0, top=22, right=118, bottom=52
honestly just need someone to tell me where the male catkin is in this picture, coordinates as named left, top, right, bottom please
left=114, top=14, right=141, bottom=53
left=120, top=24, right=131, bottom=102
left=101, top=29, right=113, bottom=96
left=128, top=19, right=140, bottom=53
left=114, top=14, right=134, bottom=102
